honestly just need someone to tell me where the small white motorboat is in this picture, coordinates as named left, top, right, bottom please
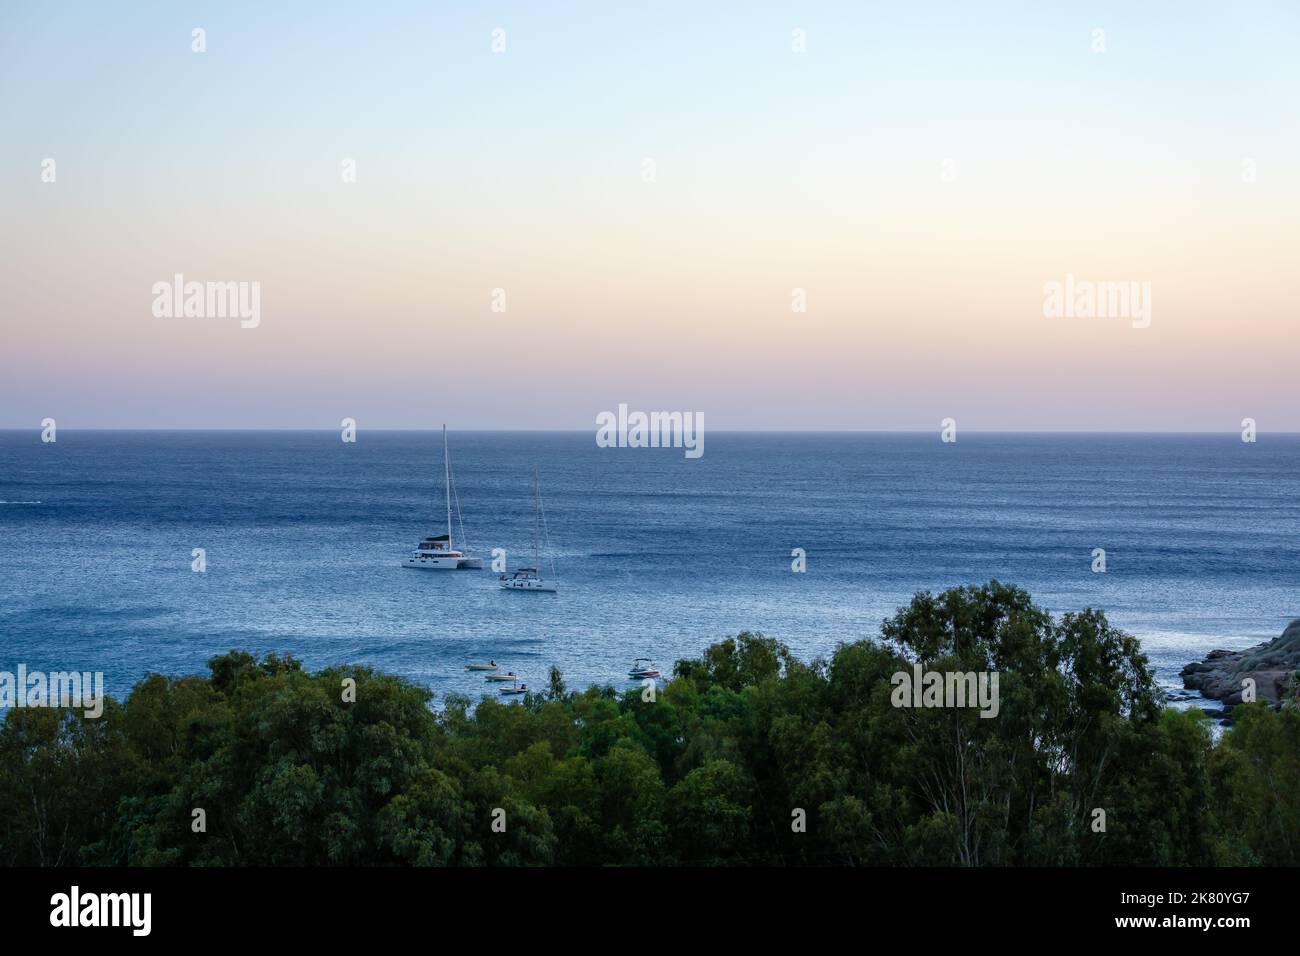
left=628, top=658, right=662, bottom=679
left=465, top=661, right=499, bottom=672
left=499, top=683, right=528, bottom=697
left=485, top=671, right=520, bottom=682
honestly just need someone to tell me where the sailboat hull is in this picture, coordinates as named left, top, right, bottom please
left=402, top=555, right=481, bottom=569
left=499, top=578, right=557, bottom=592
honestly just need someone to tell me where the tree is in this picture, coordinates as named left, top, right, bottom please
left=0, top=586, right=1261, bottom=868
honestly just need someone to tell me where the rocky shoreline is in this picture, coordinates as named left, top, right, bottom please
left=1180, top=619, right=1300, bottom=723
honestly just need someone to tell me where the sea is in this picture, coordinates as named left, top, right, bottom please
left=2, top=431, right=1298, bottom=706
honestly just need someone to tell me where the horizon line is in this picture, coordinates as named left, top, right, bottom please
left=2, top=427, right=1294, bottom=436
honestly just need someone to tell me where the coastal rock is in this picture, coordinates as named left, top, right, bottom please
left=1181, top=619, right=1300, bottom=719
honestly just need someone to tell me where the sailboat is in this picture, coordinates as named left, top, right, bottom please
left=401, top=425, right=483, bottom=570
left=499, top=467, right=558, bottom=592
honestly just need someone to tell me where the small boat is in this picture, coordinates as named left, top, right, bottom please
left=500, top=468, right=558, bottom=593
left=628, top=658, right=662, bottom=679
left=402, top=425, right=484, bottom=570
left=499, top=682, right=529, bottom=697
left=485, top=671, right=520, bottom=682
left=465, top=661, right=499, bottom=672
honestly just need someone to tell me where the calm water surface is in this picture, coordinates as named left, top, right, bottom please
left=2, top=431, right=1297, bottom=703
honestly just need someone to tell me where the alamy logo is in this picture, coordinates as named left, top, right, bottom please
left=596, top=404, right=704, bottom=459
left=151, top=273, right=261, bottom=328
left=890, top=664, right=1000, bottom=718
left=1042, top=273, right=1151, bottom=329
left=0, top=665, right=104, bottom=718
left=50, top=886, right=151, bottom=936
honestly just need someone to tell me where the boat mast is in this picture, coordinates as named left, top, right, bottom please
left=444, top=424, right=453, bottom=548
left=531, top=466, right=541, bottom=574
left=538, top=471, right=556, bottom=582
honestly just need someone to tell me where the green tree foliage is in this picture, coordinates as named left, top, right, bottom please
left=1207, top=702, right=1300, bottom=865
left=0, top=582, right=1293, bottom=866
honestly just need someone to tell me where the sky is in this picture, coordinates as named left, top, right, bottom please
left=2, top=1, right=1297, bottom=430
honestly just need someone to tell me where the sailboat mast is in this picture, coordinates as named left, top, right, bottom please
left=532, top=467, right=541, bottom=572
left=444, top=424, right=453, bottom=548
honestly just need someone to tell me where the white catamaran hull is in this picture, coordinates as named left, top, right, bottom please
left=402, top=554, right=481, bottom=569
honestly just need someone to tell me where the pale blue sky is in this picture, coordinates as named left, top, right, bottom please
left=3, top=2, right=1298, bottom=429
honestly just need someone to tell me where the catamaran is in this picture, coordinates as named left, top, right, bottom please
left=499, top=467, right=558, bottom=592
left=402, top=425, right=483, bottom=570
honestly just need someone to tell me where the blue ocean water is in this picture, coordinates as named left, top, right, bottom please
left=2, top=431, right=1298, bottom=704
